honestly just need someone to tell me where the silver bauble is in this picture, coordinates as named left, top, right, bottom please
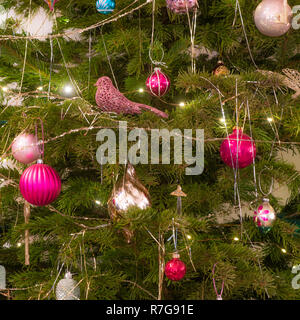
left=254, top=0, right=292, bottom=37
left=55, top=272, right=80, bottom=300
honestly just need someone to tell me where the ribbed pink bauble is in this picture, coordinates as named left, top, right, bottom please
left=220, top=127, right=256, bottom=169
left=19, top=160, right=61, bottom=206
left=12, top=133, right=42, bottom=164
left=254, top=0, right=292, bottom=37
left=165, top=253, right=186, bottom=281
left=146, top=68, right=170, bottom=97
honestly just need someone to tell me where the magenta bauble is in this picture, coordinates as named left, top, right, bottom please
left=220, top=127, right=256, bottom=169
left=166, top=0, right=198, bottom=14
left=254, top=0, right=292, bottom=37
left=165, top=253, right=186, bottom=281
left=146, top=68, right=170, bottom=98
left=12, top=133, right=42, bottom=164
left=19, top=161, right=61, bottom=206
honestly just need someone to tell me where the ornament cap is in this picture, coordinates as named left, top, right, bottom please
left=232, top=126, right=241, bottom=131
left=64, top=272, right=73, bottom=279
left=262, top=198, right=270, bottom=203
left=171, top=185, right=187, bottom=197
left=172, top=252, right=180, bottom=259
left=37, top=159, right=43, bottom=164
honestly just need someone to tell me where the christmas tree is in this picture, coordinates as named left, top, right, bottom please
left=0, top=0, right=300, bottom=300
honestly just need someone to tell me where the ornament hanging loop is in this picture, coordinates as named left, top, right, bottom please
left=212, top=263, right=224, bottom=300
left=35, top=118, right=45, bottom=160
left=258, top=166, right=274, bottom=198
left=149, top=43, right=167, bottom=68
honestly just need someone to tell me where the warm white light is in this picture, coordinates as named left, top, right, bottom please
left=220, top=118, right=226, bottom=123
left=2, top=87, right=8, bottom=92
left=179, top=102, right=185, bottom=107
left=17, top=242, right=22, bottom=247
left=37, top=86, right=43, bottom=91
left=267, top=117, right=273, bottom=122
left=234, top=237, right=239, bottom=241
left=63, top=85, right=73, bottom=95
left=186, top=235, right=192, bottom=240
left=282, top=248, right=287, bottom=253
left=95, top=200, right=101, bottom=205
left=138, top=88, right=144, bottom=93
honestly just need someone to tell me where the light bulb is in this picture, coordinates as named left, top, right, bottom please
left=37, top=86, right=43, bottom=91
left=220, top=118, right=226, bottom=123
left=234, top=237, right=239, bottom=241
left=63, top=85, right=73, bottom=95
left=95, top=200, right=101, bottom=205
left=138, top=88, right=144, bottom=93
left=281, top=248, right=287, bottom=254
left=267, top=117, right=273, bottom=122
left=186, top=235, right=192, bottom=240
left=2, top=87, right=8, bottom=92
left=179, top=102, right=185, bottom=107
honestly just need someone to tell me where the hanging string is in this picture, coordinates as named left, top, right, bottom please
left=186, top=7, right=198, bottom=73
left=48, top=38, right=54, bottom=100
left=35, top=118, right=45, bottom=160
left=88, top=31, right=92, bottom=91
left=212, top=263, right=224, bottom=300
left=258, top=167, right=274, bottom=198
left=101, top=27, right=119, bottom=90
left=19, top=0, right=32, bottom=94
left=235, top=0, right=258, bottom=69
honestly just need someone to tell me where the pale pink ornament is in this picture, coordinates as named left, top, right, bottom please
left=254, top=0, right=292, bottom=37
left=146, top=68, right=170, bottom=97
left=253, top=198, right=276, bottom=232
left=19, top=159, right=61, bottom=206
left=12, top=133, right=42, bottom=165
left=220, top=127, right=256, bottom=169
left=95, top=76, right=168, bottom=118
left=166, top=0, right=198, bottom=14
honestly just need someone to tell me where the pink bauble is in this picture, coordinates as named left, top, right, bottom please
left=165, top=253, right=186, bottom=281
left=166, top=0, right=198, bottom=14
left=146, top=68, right=170, bottom=97
left=253, top=198, right=276, bottom=230
left=19, top=161, right=61, bottom=206
left=220, top=127, right=256, bottom=169
left=12, top=133, right=42, bottom=164
left=254, top=0, right=292, bottom=37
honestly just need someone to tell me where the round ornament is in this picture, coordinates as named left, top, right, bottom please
left=56, top=272, right=80, bottom=300
left=12, top=133, right=42, bottom=165
left=19, top=160, right=61, bottom=206
left=253, top=198, right=276, bottom=233
left=166, top=0, right=198, bottom=14
left=165, top=253, right=186, bottom=281
left=96, top=0, right=115, bottom=15
left=220, top=127, right=256, bottom=169
left=213, top=60, right=230, bottom=77
left=44, top=0, right=59, bottom=11
left=146, top=68, right=170, bottom=98
left=108, top=163, right=151, bottom=243
left=254, top=0, right=292, bottom=37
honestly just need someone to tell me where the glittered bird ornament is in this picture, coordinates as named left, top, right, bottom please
left=108, top=163, right=151, bottom=243
left=44, top=0, right=59, bottom=10
left=95, top=77, right=168, bottom=118
left=213, top=60, right=230, bottom=77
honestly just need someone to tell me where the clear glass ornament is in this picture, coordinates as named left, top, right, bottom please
left=55, top=272, right=80, bottom=300
left=0, top=265, right=6, bottom=289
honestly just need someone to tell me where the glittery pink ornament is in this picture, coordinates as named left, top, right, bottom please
left=253, top=198, right=276, bottom=232
left=19, top=160, right=61, bottom=206
left=254, top=0, right=292, bottom=37
left=95, top=76, right=168, bottom=118
left=165, top=253, right=186, bottom=281
left=166, top=0, right=198, bottom=14
left=12, top=133, right=42, bottom=165
left=220, top=127, right=256, bottom=169
left=146, top=68, right=170, bottom=98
